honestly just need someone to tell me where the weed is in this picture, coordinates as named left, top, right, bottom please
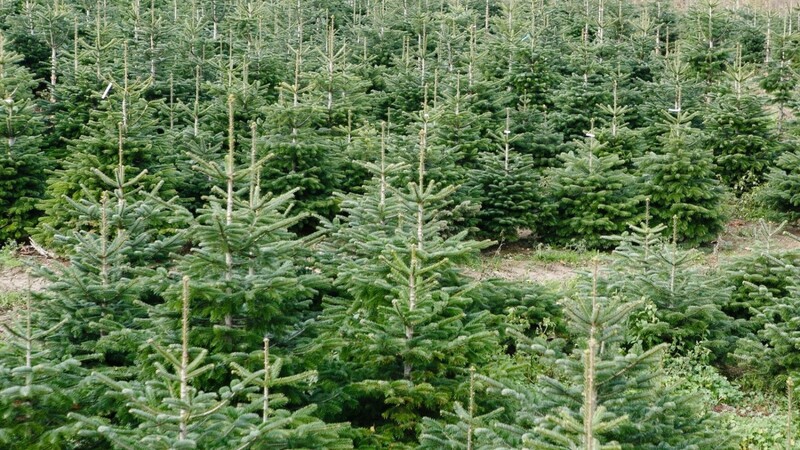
left=529, top=243, right=600, bottom=267
left=0, top=242, right=22, bottom=269
left=0, top=291, right=23, bottom=310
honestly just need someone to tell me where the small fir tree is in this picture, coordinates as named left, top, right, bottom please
left=483, top=268, right=735, bottom=449
left=759, top=147, right=800, bottom=222
left=636, top=106, right=726, bottom=246
left=543, top=127, right=640, bottom=249
left=733, top=231, right=800, bottom=389
left=36, top=42, right=174, bottom=245
left=608, top=212, right=734, bottom=355
left=0, top=291, right=82, bottom=449
left=170, top=95, right=321, bottom=362
left=72, top=277, right=352, bottom=449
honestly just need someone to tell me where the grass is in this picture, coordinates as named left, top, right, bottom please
left=0, top=243, right=22, bottom=269
left=0, top=291, right=24, bottom=310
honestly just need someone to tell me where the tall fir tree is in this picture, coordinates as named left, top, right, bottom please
left=36, top=41, right=174, bottom=246
left=703, top=44, right=779, bottom=192
left=168, top=95, right=322, bottom=367
left=635, top=56, right=726, bottom=246
left=310, top=119, right=498, bottom=446
left=0, top=32, right=48, bottom=242
left=466, top=108, right=542, bottom=242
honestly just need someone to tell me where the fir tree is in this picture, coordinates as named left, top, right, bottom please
left=723, top=221, right=800, bottom=327
left=704, top=44, right=779, bottom=192
left=310, top=120, right=497, bottom=446
left=543, top=127, right=640, bottom=249
left=683, top=0, right=734, bottom=95
left=759, top=148, right=800, bottom=222
left=595, top=79, right=645, bottom=168
left=635, top=98, right=726, bottom=245
left=733, top=231, right=800, bottom=389
left=260, top=22, right=340, bottom=230
left=482, top=268, right=735, bottom=449
left=760, top=22, right=799, bottom=134
left=36, top=42, right=174, bottom=245
left=0, top=31, right=48, bottom=242
left=0, top=291, right=82, bottom=449
left=31, top=119, right=184, bottom=362
left=171, top=95, right=320, bottom=360
left=417, top=366, right=507, bottom=450
left=73, top=277, right=352, bottom=449
left=467, top=108, right=542, bottom=242
left=608, top=212, right=734, bottom=355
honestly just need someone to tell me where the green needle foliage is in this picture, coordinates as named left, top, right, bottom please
left=704, top=46, right=779, bottom=192
left=486, top=268, right=734, bottom=450
left=0, top=293, right=81, bottom=449
left=544, top=130, right=640, bottom=249
left=0, top=32, right=48, bottom=242
left=169, top=96, right=321, bottom=359
left=311, top=123, right=497, bottom=446
left=607, top=211, right=734, bottom=356
left=759, top=147, right=800, bottom=222
left=467, top=108, right=543, bottom=242
left=72, top=277, right=352, bottom=449
left=636, top=109, right=726, bottom=246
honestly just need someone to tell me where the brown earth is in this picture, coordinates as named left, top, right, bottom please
left=0, top=248, right=56, bottom=335
left=465, top=220, right=800, bottom=284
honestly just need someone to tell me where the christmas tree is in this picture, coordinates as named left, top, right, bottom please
left=0, top=32, right=48, bottom=242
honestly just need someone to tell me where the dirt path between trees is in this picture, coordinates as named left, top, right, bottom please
left=465, top=220, right=800, bottom=284
left=1, top=220, right=799, bottom=329
left=0, top=249, right=55, bottom=335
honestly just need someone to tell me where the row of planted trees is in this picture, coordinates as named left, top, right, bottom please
left=2, top=0, right=800, bottom=448
left=1, top=0, right=800, bottom=248
left=4, top=77, right=800, bottom=448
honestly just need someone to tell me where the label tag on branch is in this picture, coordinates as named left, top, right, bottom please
left=101, top=82, right=113, bottom=99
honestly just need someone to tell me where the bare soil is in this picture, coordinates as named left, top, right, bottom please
left=464, top=257, right=578, bottom=286
left=0, top=265, right=50, bottom=293
left=0, top=248, right=56, bottom=335
left=466, top=220, right=800, bottom=284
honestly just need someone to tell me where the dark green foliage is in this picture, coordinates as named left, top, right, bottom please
left=544, top=135, right=640, bottom=249
left=0, top=296, right=82, bottom=449
left=35, top=191, right=163, bottom=366
left=760, top=30, right=800, bottom=132
left=759, top=148, right=800, bottom=221
left=1, top=1, right=799, bottom=447
left=636, top=111, right=726, bottom=245
left=0, top=33, right=48, bottom=242
left=704, top=50, right=780, bottom=192
left=261, top=83, right=339, bottom=230
left=704, top=93, right=778, bottom=191
left=683, top=0, right=734, bottom=89
left=607, top=214, right=734, bottom=356
left=36, top=93, right=174, bottom=246
left=466, top=110, right=543, bottom=242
